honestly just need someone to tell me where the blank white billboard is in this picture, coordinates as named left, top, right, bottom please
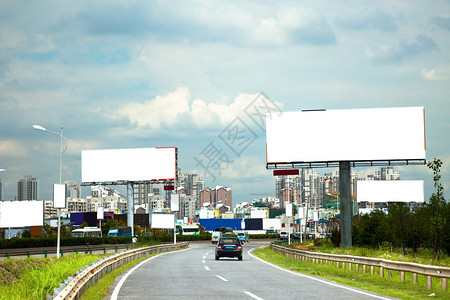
left=357, top=180, right=424, bottom=203
left=0, top=201, right=44, bottom=228
left=266, top=107, right=426, bottom=163
left=170, top=194, right=179, bottom=212
left=151, top=214, right=175, bottom=229
left=285, top=203, right=293, bottom=217
left=53, top=184, right=66, bottom=208
left=82, top=147, right=176, bottom=183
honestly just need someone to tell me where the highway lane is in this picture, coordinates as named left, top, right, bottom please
left=111, top=241, right=398, bottom=300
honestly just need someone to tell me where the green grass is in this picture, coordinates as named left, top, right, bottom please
left=0, top=254, right=106, bottom=300
left=307, top=242, right=450, bottom=267
left=253, top=247, right=449, bottom=299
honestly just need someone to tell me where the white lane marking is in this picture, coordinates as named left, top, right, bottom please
left=205, top=266, right=210, bottom=271
left=111, top=248, right=191, bottom=300
left=248, top=248, right=390, bottom=300
left=216, top=275, right=228, bottom=282
left=244, top=291, right=264, bottom=300
left=202, top=256, right=206, bottom=259
left=202, top=260, right=206, bottom=263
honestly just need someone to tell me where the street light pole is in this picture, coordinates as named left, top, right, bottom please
left=33, top=125, right=67, bottom=259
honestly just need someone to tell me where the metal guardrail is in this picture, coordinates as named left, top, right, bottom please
left=0, top=244, right=133, bottom=258
left=47, top=242, right=189, bottom=300
left=271, top=243, right=449, bottom=291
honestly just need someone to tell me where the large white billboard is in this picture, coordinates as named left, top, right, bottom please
left=357, top=180, right=424, bottom=203
left=0, top=201, right=44, bottom=228
left=266, top=107, right=426, bottom=164
left=151, top=213, right=175, bottom=229
left=82, top=147, right=176, bottom=183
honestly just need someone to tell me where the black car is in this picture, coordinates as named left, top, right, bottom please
left=215, top=237, right=243, bottom=261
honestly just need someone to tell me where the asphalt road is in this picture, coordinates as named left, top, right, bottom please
left=110, top=241, right=398, bottom=300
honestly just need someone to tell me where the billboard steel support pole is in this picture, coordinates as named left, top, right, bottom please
left=127, top=182, right=134, bottom=237
left=339, top=161, right=352, bottom=248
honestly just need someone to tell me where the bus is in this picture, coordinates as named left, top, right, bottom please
left=71, top=227, right=102, bottom=237
left=177, top=224, right=200, bottom=235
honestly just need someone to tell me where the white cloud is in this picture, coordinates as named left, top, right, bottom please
left=117, top=87, right=191, bottom=129
left=0, top=140, right=27, bottom=157
left=66, top=139, right=104, bottom=155
left=422, top=66, right=450, bottom=81
left=115, top=87, right=282, bottom=131
left=190, top=154, right=269, bottom=184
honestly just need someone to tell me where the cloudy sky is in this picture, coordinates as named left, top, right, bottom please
left=0, top=1, right=449, bottom=204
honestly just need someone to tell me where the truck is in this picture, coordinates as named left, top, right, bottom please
left=107, top=226, right=132, bottom=237
left=237, top=232, right=249, bottom=243
left=211, top=231, right=222, bottom=244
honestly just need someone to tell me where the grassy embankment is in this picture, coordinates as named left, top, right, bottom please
left=0, top=254, right=106, bottom=300
left=0, top=240, right=163, bottom=300
left=252, top=242, right=449, bottom=300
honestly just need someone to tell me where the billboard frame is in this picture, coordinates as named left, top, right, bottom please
left=266, top=107, right=426, bottom=169
left=265, top=107, right=427, bottom=249
left=81, top=147, right=178, bottom=186
left=80, top=147, right=178, bottom=238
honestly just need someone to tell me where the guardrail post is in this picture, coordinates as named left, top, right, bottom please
left=400, top=271, right=405, bottom=282
left=426, top=276, right=432, bottom=289
left=362, top=265, right=367, bottom=273
left=441, top=278, right=447, bottom=290
left=370, top=266, right=374, bottom=275
left=412, top=273, right=418, bottom=284
left=348, top=263, right=352, bottom=271
left=388, top=269, right=392, bottom=279
left=355, top=264, right=359, bottom=272
left=379, top=267, right=384, bottom=277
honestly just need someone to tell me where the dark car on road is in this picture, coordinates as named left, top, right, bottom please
left=215, top=237, right=243, bottom=261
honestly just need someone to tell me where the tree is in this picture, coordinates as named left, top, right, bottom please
left=427, top=158, right=447, bottom=262
left=387, top=202, right=411, bottom=256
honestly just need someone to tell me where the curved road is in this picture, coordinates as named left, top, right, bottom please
left=110, top=241, right=398, bottom=300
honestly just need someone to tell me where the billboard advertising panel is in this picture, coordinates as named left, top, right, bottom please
left=357, top=180, right=424, bottom=203
left=266, top=107, right=426, bottom=164
left=82, top=147, right=176, bottom=183
left=170, top=194, right=179, bottom=212
left=151, top=214, right=175, bottom=229
left=0, top=201, right=44, bottom=228
left=53, top=183, right=66, bottom=208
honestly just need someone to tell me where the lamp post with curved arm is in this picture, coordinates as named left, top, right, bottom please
left=33, top=125, right=68, bottom=258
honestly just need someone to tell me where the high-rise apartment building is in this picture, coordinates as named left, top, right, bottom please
left=276, top=175, right=302, bottom=208
left=0, top=178, right=3, bottom=201
left=200, top=186, right=232, bottom=210
left=381, top=167, right=400, bottom=180
left=17, top=176, right=39, bottom=200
